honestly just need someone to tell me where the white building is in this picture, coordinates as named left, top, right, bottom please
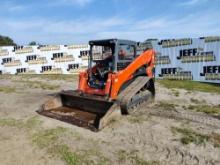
left=0, top=44, right=90, bottom=74
left=152, top=36, right=220, bottom=83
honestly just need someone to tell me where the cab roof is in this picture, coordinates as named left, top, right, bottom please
left=89, top=39, right=137, bottom=46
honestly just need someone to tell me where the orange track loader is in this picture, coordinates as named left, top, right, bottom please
left=38, top=39, right=156, bottom=131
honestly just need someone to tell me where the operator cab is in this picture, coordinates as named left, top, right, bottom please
left=88, top=39, right=137, bottom=89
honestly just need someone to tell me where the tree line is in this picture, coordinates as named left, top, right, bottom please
left=0, top=34, right=38, bottom=46
left=0, top=35, right=16, bottom=46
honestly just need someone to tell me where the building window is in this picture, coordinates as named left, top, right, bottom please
left=80, top=51, right=89, bottom=57
left=156, top=56, right=171, bottom=65
left=26, top=55, right=37, bottom=61
left=159, top=38, right=192, bottom=48
left=2, top=58, right=12, bottom=64
left=13, top=46, right=24, bottom=51
left=204, top=36, right=220, bottom=43
left=42, top=66, right=52, bottom=72
left=68, top=64, right=79, bottom=70
left=53, top=53, right=63, bottom=59
left=16, top=68, right=26, bottom=74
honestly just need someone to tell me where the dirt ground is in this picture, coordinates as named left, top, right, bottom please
left=0, top=75, right=220, bottom=165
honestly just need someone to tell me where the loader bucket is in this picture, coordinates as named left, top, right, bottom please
left=37, top=90, right=121, bottom=131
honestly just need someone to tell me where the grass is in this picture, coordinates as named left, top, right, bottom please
left=158, top=80, right=220, bottom=94
left=1, top=118, right=89, bottom=164
left=1, top=74, right=78, bottom=82
left=79, top=149, right=109, bottom=165
left=14, top=80, right=60, bottom=90
left=0, top=117, right=108, bottom=165
left=54, top=145, right=82, bottom=165
left=172, top=127, right=220, bottom=148
left=27, top=81, right=60, bottom=90
left=1, top=74, right=77, bottom=90
left=117, top=150, right=160, bottom=165
left=190, top=98, right=201, bottom=104
left=32, top=127, right=67, bottom=148
left=128, top=114, right=149, bottom=124
left=117, top=150, right=127, bottom=163
left=40, top=74, right=78, bottom=82
left=0, top=119, right=84, bottom=165
left=24, top=116, right=43, bottom=129
left=0, top=116, right=42, bottom=129
left=171, top=89, right=180, bottom=97
left=156, top=101, right=177, bottom=110
left=0, top=118, right=23, bottom=127
left=211, top=133, right=220, bottom=148
left=171, top=127, right=209, bottom=145
left=32, top=127, right=83, bottom=165
left=0, top=75, right=13, bottom=80
left=32, top=127, right=109, bottom=165
left=188, top=104, right=220, bottom=115
left=0, top=86, right=16, bottom=93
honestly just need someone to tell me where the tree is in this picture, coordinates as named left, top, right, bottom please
left=29, top=41, right=37, bottom=46
left=0, top=35, right=16, bottom=46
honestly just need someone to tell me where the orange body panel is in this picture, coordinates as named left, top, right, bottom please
left=78, top=49, right=155, bottom=99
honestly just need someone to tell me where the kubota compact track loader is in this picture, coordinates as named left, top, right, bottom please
left=37, top=39, right=155, bottom=131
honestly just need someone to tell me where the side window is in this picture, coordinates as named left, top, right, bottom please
left=118, top=44, right=135, bottom=60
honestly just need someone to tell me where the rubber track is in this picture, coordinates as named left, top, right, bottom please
left=117, top=76, right=150, bottom=113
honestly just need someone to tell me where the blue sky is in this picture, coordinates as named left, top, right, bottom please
left=0, top=0, right=220, bottom=44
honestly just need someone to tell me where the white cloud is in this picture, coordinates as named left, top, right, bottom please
left=179, top=0, right=208, bottom=6
left=50, top=0, right=93, bottom=7
left=0, top=1, right=27, bottom=12
left=96, top=10, right=220, bottom=40
left=70, top=0, right=93, bottom=6
left=43, top=17, right=126, bottom=35
left=0, top=9, right=219, bottom=44
left=8, top=5, right=26, bottom=12
left=0, top=16, right=125, bottom=44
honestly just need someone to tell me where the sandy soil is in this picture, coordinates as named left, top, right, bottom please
left=0, top=76, right=220, bottom=165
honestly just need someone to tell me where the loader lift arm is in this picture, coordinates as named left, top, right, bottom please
left=110, top=49, right=155, bottom=99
